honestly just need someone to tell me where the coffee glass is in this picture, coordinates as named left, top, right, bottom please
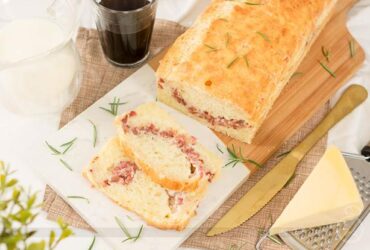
left=92, top=0, right=158, bottom=67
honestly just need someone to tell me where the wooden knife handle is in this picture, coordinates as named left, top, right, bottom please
left=291, top=84, right=368, bottom=161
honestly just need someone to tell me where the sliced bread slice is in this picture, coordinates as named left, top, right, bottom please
left=114, top=102, right=222, bottom=192
left=83, top=137, right=207, bottom=231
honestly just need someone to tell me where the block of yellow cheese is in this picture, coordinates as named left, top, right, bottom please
left=270, top=146, right=364, bottom=235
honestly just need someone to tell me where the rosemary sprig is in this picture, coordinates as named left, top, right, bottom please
left=216, top=144, right=224, bottom=154
left=218, top=18, right=229, bottom=22
left=115, top=217, right=143, bottom=243
left=88, top=235, right=96, bottom=250
left=267, top=235, right=284, bottom=245
left=45, top=141, right=61, bottom=155
left=88, top=120, right=98, bottom=148
left=321, top=46, right=331, bottom=62
left=227, top=57, right=239, bottom=68
left=100, top=97, right=127, bottom=116
left=318, top=61, right=336, bottom=78
left=126, top=215, right=134, bottom=221
left=59, top=159, right=73, bottom=171
left=225, top=144, right=262, bottom=168
left=257, top=227, right=284, bottom=245
left=225, top=32, right=231, bottom=47
left=67, top=195, right=90, bottom=204
left=204, top=44, right=218, bottom=52
left=290, top=72, right=304, bottom=79
left=60, top=137, right=77, bottom=154
left=243, top=55, right=249, bottom=68
left=256, top=31, right=270, bottom=43
left=45, top=138, right=77, bottom=155
left=349, top=40, right=356, bottom=58
left=230, top=0, right=263, bottom=5
left=276, top=150, right=291, bottom=158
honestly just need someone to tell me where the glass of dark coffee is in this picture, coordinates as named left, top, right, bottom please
left=92, top=0, right=157, bottom=67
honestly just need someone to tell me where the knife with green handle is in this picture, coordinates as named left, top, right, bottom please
left=207, top=84, right=368, bottom=237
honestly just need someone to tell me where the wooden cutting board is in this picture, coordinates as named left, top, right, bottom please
left=149, top=0, right=365, bottom=172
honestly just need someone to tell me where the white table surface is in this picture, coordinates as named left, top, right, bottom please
left=1, top=0, right=369, bottom=249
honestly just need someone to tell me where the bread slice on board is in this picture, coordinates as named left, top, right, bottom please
left=83, top=137, right=207, bottom=231
left=156, top=0, right=338, bottom=143
left=115, top=102, right=222, bottom=192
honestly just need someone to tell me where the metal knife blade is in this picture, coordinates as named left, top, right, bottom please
left=207, top=85, right=368, bottom=237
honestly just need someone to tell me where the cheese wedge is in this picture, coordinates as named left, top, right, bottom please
left=270, top=146, right=364, bottom=235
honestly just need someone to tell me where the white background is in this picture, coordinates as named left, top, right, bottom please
left=1, top=0, right=370, bottom=249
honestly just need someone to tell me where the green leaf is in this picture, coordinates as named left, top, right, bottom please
left=27, top=193, right=38, bottom=209
left=6, top=179, right=17, bottom=187
left=0, top=200, right=8, bottom=210
left=12, top=189, right=21, bottom=201
left=0, top=174, right=6, bottom=188
left=48, top=231, right=56, bottom=249
left=25, top=230, right=37, bottom=239
left=16, top=209, right=33, bottom=224
left=59, top=228, right=73, bottom=241
left=1, top=234, right=23, bottom=245
left=27, top=241, right=46, bottom=250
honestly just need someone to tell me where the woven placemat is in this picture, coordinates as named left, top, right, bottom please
left=42, top=20, right=329, bottom=250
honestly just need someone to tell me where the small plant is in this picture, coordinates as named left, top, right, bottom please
left=0, top=161, right=73, bottom=250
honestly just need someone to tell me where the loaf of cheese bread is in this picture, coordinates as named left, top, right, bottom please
left=156, top=0, right=338, bottom=143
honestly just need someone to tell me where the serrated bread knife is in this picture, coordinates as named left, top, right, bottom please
left=207, top=84, right=368, bottom=237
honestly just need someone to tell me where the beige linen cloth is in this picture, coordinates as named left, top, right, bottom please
left=42, top=20, right=329, bottom=250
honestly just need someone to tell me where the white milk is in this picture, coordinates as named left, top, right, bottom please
left=0, top=18, right=80, bottom=115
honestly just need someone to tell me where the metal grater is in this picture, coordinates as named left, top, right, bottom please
left=279, top=153, right=370, bottom=250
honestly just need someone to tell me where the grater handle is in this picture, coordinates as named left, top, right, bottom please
left=361, top=141, right=370, bottom=159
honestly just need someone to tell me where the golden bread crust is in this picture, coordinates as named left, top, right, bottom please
left=83, top=170, right=193, bottom=231
left=119, top=140, right=200, bottom=192
left=157, top=0, right=338, bottom=125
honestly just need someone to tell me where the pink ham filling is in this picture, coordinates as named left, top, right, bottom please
left=103, top=160, right=137, bottom=186
left=167, top=191, right=184, bottom=212
left=121, top=111, right=215, bottom=182
left=157, top=78, right=251, bottom=129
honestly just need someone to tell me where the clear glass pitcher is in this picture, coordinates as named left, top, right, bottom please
left=0, top=0, right=82, bottom=115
